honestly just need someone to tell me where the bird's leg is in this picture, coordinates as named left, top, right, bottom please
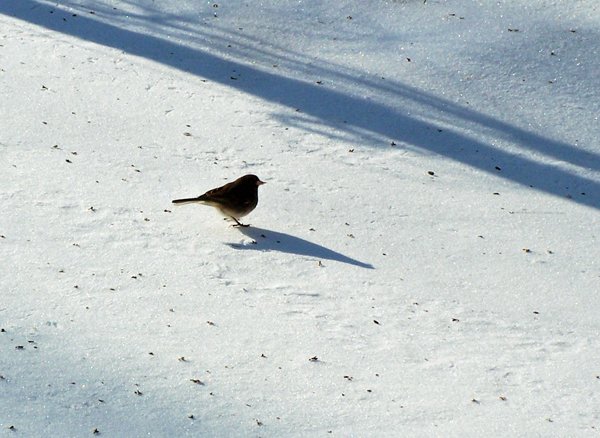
left=230, top=217, right=250, bottom=228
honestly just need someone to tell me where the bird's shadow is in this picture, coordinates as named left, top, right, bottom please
left=226, top=226, right=374, bottom=269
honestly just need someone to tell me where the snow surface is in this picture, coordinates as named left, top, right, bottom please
left=1, top=0, right=599, bottom=436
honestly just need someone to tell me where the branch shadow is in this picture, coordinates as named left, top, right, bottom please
left=226, top=226, right=374, bottom=269
left=2, top=0, right=599, bottom=209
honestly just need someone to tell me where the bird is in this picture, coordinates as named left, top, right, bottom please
left=172, top=174, right=265, bottom=227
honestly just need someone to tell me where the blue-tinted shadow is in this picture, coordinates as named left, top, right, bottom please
left=227, top=226, right=374, bottom=269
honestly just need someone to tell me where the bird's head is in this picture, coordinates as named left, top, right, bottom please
left=243, top=174, right=266, bottom=186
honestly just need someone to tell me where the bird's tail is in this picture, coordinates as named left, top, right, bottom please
left=172, top=197, right=202, bottom=204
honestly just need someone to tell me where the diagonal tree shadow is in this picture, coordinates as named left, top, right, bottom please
left=2, top=0, right=598, bottom=209
left=226, top=226, right=374, bottom=269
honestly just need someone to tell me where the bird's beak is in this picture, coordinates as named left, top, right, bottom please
left=257, top=180, right=266, bottom=186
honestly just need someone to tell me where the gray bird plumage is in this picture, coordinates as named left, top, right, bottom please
left=172, top=174, right=265, bottom=227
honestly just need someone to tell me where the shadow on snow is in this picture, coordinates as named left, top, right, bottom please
left=227, top=226, right=374, bottom=269
left=2, top=0, right=599, bottom=209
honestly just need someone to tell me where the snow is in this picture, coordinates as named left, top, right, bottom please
left=1, top=0, right=599, bottom=435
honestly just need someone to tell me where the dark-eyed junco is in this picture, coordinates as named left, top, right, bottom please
left=172, top=174, right=265, bottom=227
